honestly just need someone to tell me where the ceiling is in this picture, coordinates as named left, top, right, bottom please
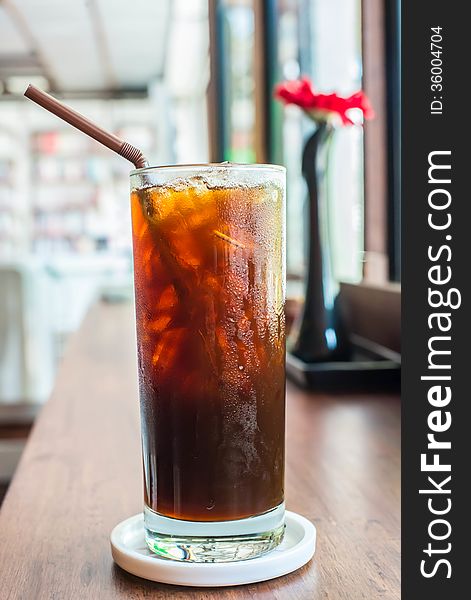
left=0, top=0, right=172, bottom=95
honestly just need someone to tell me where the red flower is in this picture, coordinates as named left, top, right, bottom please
left=274, top=77, right=374, bottom=126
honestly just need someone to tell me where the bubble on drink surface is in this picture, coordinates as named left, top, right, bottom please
left=141, top=173, right=283, bottom=194
left=153, top=175, right=210, bottom=195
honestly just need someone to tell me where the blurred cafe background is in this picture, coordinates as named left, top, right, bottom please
left=0, top=0, right=400, bottom=502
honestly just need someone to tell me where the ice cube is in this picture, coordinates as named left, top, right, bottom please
left=149, top=314, right=172, bottom=334
left=157, top=285, right=178, bottom=311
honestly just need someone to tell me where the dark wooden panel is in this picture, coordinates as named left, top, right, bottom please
left=0, top=483, right=8, bottom=506
left=0, top=302, right=400, bottom=599
left=340, top=281, right=401, bottom=353
left=0, top=424, right=32, bottom=439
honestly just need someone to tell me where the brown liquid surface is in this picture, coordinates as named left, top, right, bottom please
left=131, top=177, right=285, bottom=522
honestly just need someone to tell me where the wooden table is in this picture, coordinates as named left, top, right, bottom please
left=0, top=302, right=400, bottom=599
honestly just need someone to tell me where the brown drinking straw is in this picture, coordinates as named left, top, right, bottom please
left=24, top=84, right=149, bottom=169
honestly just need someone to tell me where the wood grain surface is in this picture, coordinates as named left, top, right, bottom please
left=0, top=302, right=400, bottom=599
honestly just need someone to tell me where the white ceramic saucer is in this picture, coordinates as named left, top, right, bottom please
left=110, top=511, right=316, bottom=587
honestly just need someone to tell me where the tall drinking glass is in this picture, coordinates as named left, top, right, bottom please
left=130, top=164, right=286, bottom=562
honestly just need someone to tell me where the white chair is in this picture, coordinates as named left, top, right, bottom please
left=0, top=260, right=55, bottom=423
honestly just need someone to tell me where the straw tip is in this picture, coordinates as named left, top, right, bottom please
left=24, top=83, right=34, bottom=97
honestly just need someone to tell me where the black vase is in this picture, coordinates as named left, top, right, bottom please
left=288, top=122, right=351, bottom=363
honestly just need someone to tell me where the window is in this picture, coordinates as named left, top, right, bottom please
left=265, top=0, right=364, bottom=285
left=210, top=0, right=257, bottom=163
left=208, top=0, right=400, bottom=293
